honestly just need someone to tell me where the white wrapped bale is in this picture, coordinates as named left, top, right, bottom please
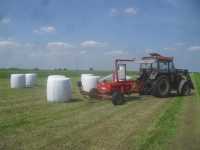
left=47, top=75, right=72, bottom=102
left=10, top=74, right=25, bottom=88
left=81, top=74, right=93, bottom=83
left=47, top=75, right=66, bottom=99
left=82, top=75, right=100, bottom=92
left=80, top=74, right=93, bottom=90
left=47, top=75, right=66, bottom=80
left=25, top=73, right=37, bottom=87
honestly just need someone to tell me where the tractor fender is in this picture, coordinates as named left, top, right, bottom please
left=178, top=79, right=187, bottom=94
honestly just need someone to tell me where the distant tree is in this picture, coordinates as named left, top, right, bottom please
left=89, top=67, right=94, bottom=71
left=8, top=67, right=21, bottom=70
left=33, top=68, right=39, bottom=71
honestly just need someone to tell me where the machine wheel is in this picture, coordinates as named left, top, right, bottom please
left=152, top=76, right=170, bottom=97
left=112, top=92, right=124, bottom=105
left=77, top=81, right=82, bottom=88
left=178, top=80, right=191, bottom=96
left=142, top=80, right=152, bottom=95
left=89, top=88, right=98, bottom=98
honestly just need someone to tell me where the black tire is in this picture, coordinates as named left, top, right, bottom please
left=139, top=90, right=145, bottom=95
left=112, top=92, right=124, bottom=105
left=77, top=81, right=82, bottom=88
left=178, top=81, right=191, bottom=96
left=89, top=88, right=98, bottom=98
left=142, top=80, right=153, bottom=95
left=152, top=76, right=170, bottom=97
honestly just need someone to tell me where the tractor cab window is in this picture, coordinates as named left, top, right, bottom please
left=141, top=63, right=151, bottom=69
left=169, top=61, right=175, bottom=72
left=159, top=61, right=168, bottom=72
left=140, top=61, right=157, bottom=70
left=152, top=61, right=158, bottom=70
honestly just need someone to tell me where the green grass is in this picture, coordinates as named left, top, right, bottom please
left=163, top=73, right=200, bottom=150
left=137, top=96, right=184, bottom=150
left=0, top=70, right=200, bottom=150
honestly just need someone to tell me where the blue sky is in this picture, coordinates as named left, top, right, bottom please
left=0, top=0, right=200, bottom=71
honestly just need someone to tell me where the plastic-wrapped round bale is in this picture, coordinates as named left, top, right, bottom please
left=80, top=74, right=93, bottom=90
left=83, top=75, right=100, bottom=92
left=47, top=75, right=66, bottom=80
left=25, top=73, right=37, bottom=87
left=47, top=75, right=66, bottom=98
left=10, top=74, right=25, bottom=88
left=47, top=75, right=72, bottom=102
left=81, top=74, right=93, bottom=83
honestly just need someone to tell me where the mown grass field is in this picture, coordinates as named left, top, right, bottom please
left=0, top=70, right=200, bottom=150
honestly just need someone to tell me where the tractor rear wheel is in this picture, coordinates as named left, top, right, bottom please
left=152, top=76, right=170, bottom=97
left=112, top=92, right=124, bottom=105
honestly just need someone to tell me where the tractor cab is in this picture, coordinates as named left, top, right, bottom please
left=138, top=53, right=175, bottom=80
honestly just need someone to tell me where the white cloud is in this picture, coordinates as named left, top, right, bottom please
left=47, top=42, right=73, bottom=50
left=165, top=0, right=178, bottom=7
left=34, top=26, right=56, bottom=34
left=110, top=8, right=120, bottom=16
left=33, top=30, right=39, bottom=34
left=110, top=7, right=138, bottom=16
left=145, top=49, right=154, bottom=54
left=80, top=50, right=87, bottom=55
left=164, top=47, right=177, bottom=51
left=104, top=50, right=128, bottom=55
left=1, top=17, right=11, bottom=24
left=175, top=42, right=185, bottom=46
left=80, top=40, right=107, bottom=48
left=188, top=46, right=200, bottom=51
left=0, top=40, right=19, bottom=48
left=124, top=8, right=137, bottom=16
left=24, top=43, right=34, bottom=48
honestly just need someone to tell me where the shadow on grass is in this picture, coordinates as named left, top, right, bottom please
left=169, top=92, right=195, bottom=98
left=87, top=95, right=145, bottom=104
left=66, top=98, right=83, bottom=103
left=87, top=98, right=110, bottom=104
left=73, top=92, right=195, bottom=105
left=125, top=95, right=144, bottom=103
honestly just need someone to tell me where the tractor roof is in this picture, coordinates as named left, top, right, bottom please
left=142, top=53, right=173, bottom=61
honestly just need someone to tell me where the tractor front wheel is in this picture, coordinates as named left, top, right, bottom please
left=112, top=92, right=124, bottom=105
left=178, top=80, right=191, bottom=96
left=181, top=83, right=191, bottom=96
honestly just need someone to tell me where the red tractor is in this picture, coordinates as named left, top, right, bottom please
left=78, top=53, right=194, bottom=105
